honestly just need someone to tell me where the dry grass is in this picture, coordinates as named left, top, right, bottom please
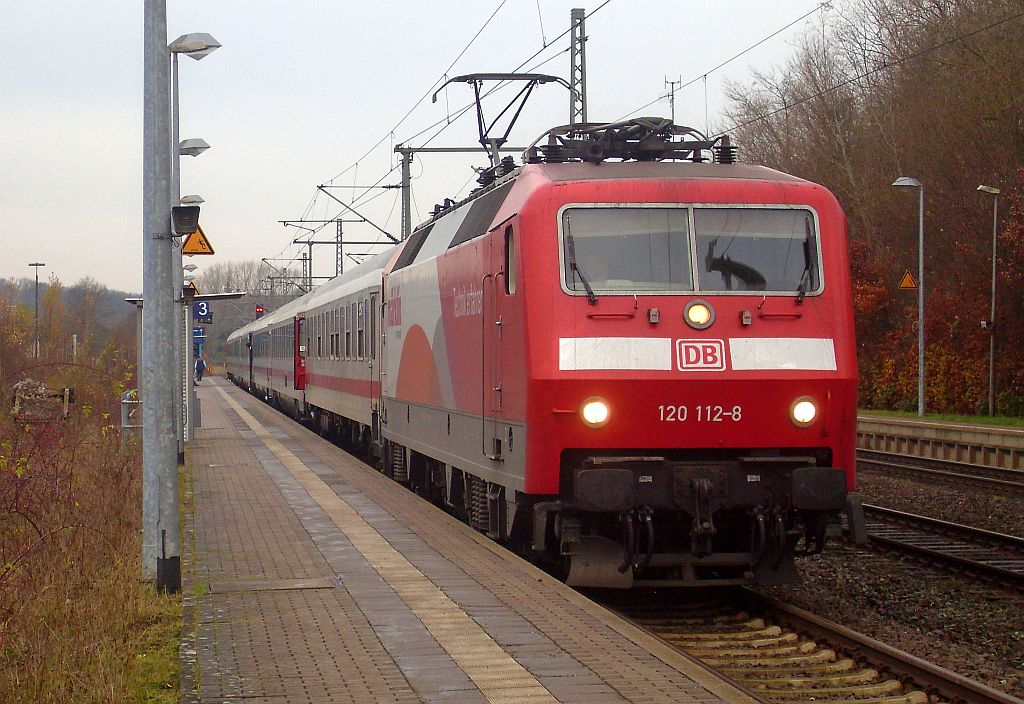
left=0, top=364, right=179, bottom=703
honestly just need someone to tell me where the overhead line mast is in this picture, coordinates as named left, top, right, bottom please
left=569, top=8, right=587, bottom=125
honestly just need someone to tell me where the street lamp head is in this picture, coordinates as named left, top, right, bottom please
left=168, top=33, right=221, bottom=59
left=892, top=176, right=922, bottom=189
left=29, top=262, right=45, bottom=268
left=179, top=194, right=205, bottom=205
left=179, top=138, right=210, bottom=157
left=977, top=185, right=1000, bottom=195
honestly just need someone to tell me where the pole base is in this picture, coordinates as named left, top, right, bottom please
left=156, top=556, right=181, bottom=594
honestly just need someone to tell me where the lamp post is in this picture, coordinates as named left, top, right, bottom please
left=977, top=185, right=1000, bottom=416
left=169, top=33, right=219, bottom=463
left=892, top=177, right=925, bottom=416
left=143, top=0, right=176, bottom=589
left=29, top=262, right=45, bottom=359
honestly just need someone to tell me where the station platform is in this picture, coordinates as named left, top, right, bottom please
left=180, top=377, right=758, bottom=704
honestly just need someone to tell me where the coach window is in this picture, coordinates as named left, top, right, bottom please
left=694, top=208, right=819, bottom=293
left=357, top=300, right=366, bottom=359
left=504, top=226, right=516, bottom=295
left=344, top=304, right=351, bottom=358
left=348, top=304, right=354, bottom=358
left=333, top=308, right=339, bottom=358
left=369, top=294, right=377, bottom=360
left=562, top=207, right=692, bottom=294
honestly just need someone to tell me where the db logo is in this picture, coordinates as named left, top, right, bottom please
left=676, top=339, right=727, bottom=371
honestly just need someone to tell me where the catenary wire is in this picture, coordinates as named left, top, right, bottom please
left=319, top=0, right=511, bottom=186
left=616, top=1, right=832, bottom=122
left=288, top=1, right=613, bottom=272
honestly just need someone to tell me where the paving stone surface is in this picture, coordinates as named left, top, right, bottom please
left=180, top=378, right=755, bottom=703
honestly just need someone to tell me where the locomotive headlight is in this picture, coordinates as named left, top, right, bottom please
left=790, top=397, right=818, bottom=427
left=580, top=398, right=610, bottom=428
left=684, top=300, right=715, bottom=330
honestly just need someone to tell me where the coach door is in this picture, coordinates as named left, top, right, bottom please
left=293, top=315, right=306, bottom=390
left=369, top=290, right=381, bottom=439
left=246, top=333, right=254, bottom=390
left=482, top=222, right=513, bottom=461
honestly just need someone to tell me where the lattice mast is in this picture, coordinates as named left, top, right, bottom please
left=569, top=8, right=587, bottom=125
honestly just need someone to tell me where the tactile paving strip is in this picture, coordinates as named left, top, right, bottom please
left=218, top=386, right=562, bottom=704
left=187, top=379, right=755, bottom=703
left=236, top=395, right=752, bottom=704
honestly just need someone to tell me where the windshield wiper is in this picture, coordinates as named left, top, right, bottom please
left=565, top=216, right=597, bottom=304
left=796, top=217, right=814, bottom=304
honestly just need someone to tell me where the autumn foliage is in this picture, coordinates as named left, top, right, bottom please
left=724, top=0, right=1024, bottom=413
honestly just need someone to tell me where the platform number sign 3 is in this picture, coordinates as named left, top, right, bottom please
left=193, top=300, right=213, bottom=324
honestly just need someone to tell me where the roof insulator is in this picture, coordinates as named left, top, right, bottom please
left=714, top=135, right=737, bottom=164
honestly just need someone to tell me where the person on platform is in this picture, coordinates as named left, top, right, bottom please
left=194, top=355, right=207, bottom=383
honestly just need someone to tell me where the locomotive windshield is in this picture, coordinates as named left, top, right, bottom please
left=695, top=208, right=818, bottom=293
left=561, top=206, right=819, bottom=296
left=562, top=208, right=693, bottom=293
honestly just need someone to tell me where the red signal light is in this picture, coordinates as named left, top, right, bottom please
left=255, top=304, right=265, bottom=317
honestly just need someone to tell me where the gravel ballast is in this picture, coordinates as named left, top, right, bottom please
left=765, top=470, right=1024, bottom=699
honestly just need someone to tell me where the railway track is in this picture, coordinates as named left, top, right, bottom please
left=598, top=588, right=1022, bottom=704
left=857, top=449, right=1024, bottom=495
left=862, top=504, right=1024, bottom=587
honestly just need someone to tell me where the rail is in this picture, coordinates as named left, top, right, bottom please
left=862, top=504, right=1024, bottom=587
left=857, top=449, right=1024, bottom=495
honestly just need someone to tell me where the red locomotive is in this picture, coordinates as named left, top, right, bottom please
left=228, top=118, right=866, bottom=588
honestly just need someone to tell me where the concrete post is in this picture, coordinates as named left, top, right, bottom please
left=143, top=0, right=180, bottom=592
left=171, top=53, right=186, bottom=462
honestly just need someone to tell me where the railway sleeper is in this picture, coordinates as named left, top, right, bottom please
left=701, top=647, right=838, bottom=668
left=752, top=679, right=904, bottom=700
left=739, top=668, right=881, bottom=686
left=717, top=657, right=858, bottom=677
left=653, top=624, right=784, bottom=641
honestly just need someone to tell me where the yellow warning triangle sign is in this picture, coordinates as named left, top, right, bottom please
left=182, top=225, right=215, bottom=255
left=898, top=270, right=917, bottom=289
left=185, top=281, right=200, bottom=295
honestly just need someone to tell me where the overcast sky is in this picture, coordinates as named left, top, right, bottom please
left=0, top=0, right=828, bottom=293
